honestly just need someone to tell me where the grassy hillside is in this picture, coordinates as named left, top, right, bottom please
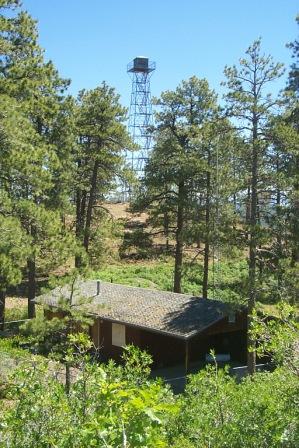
left=91, top=257, right=249, bottom=304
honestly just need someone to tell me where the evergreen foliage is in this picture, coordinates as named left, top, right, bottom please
left=74, top=84, right=132, bottom=266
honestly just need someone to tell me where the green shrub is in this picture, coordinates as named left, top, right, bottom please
left=1, top=359, right=177, bottom=447
left=169, top=365, right=299, bottom=448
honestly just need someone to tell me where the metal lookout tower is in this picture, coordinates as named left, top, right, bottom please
left=127, top=56, right=156, bottom=176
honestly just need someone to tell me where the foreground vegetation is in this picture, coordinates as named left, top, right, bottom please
left=0, top=330, right=298, bottom=448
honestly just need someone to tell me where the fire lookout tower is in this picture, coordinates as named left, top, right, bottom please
left=127, top=57, right=156, bottom=176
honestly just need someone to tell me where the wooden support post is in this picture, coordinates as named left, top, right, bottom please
left=185, top=339, right=190, bottom=375
left=97, top=318, right=101, bottom=348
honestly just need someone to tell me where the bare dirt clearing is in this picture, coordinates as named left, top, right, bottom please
left=103, top=202, right=148, bottom=224
left=5, top=297, right=27, bottom=310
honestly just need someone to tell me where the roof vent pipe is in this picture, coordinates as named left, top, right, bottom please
left=97, top=280, right=101, bottom=295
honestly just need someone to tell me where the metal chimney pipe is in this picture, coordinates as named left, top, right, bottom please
left=97, top=280, right=100, bottom=295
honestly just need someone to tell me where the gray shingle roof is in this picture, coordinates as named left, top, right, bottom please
left=37, top=280, right=231, bottom=339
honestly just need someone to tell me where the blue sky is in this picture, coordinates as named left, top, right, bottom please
left=22, top=0, right=298, bottom=107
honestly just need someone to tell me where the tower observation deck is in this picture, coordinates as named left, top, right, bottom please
left=127, top=57, right=156, bottom=177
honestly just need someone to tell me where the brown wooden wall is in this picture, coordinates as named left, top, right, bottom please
left=189, top=311, right=248, bottom=363
left=139, top=329, right=185, bottom=367
left=45, top=308, right=247, bottom=367
left=89, top=319, right=184, bottom=366
left=88, top=310, right=247, bottom=367
left=203, top=310, right=247, bottom=335
left=189, top=330, right=247, bottom=363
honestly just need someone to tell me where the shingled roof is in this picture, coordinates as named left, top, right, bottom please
left=37, top=280, right=233, bottom=339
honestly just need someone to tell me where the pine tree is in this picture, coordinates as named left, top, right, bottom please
left=136, top=77, right=220, bottom=293
left=0, top=191, right=30, bottom=330
left=223, top=39, right=285, bottom=373
left=0, top=1, right=76, bottom=317
left=74, top=84, right=131, bottom=266
left=286, top=16, right=299, bottom=266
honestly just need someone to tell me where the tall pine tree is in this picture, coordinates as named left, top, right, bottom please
left=223, top=39, right=285, bottom=373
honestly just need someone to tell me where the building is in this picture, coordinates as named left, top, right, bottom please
left=38, top=280, right=247, bottom=371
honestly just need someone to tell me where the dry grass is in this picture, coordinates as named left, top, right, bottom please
left=103, top=201, right=148, bottom=224
left=5, top=297, right=27, bottom=310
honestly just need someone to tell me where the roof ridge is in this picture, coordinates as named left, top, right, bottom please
left=91, top=279, right=195, bottom=299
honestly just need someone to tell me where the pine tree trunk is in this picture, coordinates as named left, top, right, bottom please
left=65, top=363, right=71, bottom=395
left=246, top=186, right=251, bottom=229
left=27, top=256, right=36, bottom=318
left=163, top=211, right=169, bottom=252
left=75, top=187, right=82, bottom=268
left=76, top=188, right=82, bottom=238
left=75, top=188, right=87, bottom=268
left=83, top=160, right=99, bottom=253
left=256, top=197, right=263, bottom=279
left=247, top=116, right=258, bottom=375
left=291, top=155, right=299, bottom=265
left=174, top=182, right=184, bottom=293
left=202, top=168, right=211, bottom=299
left=276, top=168, right=283, bottom=290
left=0, top=291, right=5, bottom=331
left=196, top=197, right=202, bottom=248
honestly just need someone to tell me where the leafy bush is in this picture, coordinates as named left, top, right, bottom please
left=122, top=344, right=153, bottom=385
left=1, top=311, right=298, bottom=447
left=169, top=365, right=299, bottom=448
left=0, top=338, right=43, bottom=398
left=1, top=358, right=177, bottom=447
left=251, top=303, right=299, bottom=375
